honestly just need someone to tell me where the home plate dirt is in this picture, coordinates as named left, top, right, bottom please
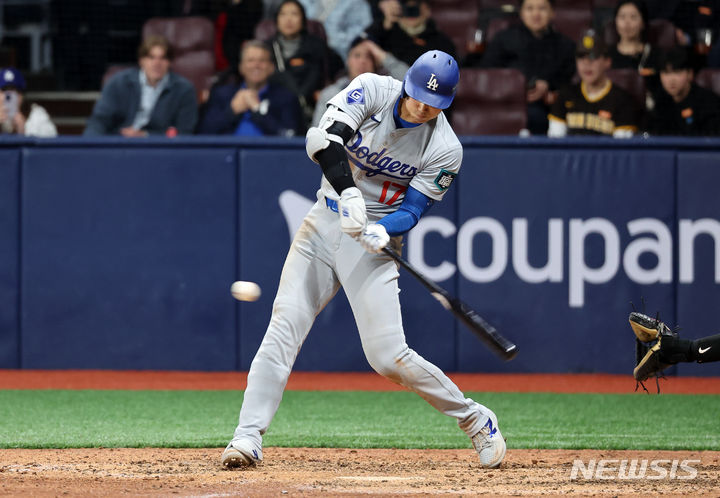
left=1, top=448, right=718, bottom=496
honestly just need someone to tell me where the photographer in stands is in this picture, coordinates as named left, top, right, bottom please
left=0, top=68, right=57, bottom=137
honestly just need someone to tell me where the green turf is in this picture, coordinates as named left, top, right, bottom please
left=0, top=390, right=718, bottom=450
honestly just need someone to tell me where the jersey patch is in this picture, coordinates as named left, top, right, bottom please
left=434, top=169, right=456, bottom=191
left=346, top=88, right=364, bottom=104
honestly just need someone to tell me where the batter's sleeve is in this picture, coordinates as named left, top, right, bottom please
left=325, top=73, right=391, bottom=130
left=409, top=143, right=463, bottom=201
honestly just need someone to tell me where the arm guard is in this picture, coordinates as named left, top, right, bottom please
left=305, top=114, right=356, bottom=195
left=377, top=186, right=434, bottom=236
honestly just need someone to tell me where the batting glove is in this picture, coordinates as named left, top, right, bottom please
left=338, top=187, right=367, bottom=237
left=360, top=223, right=390, bottom=253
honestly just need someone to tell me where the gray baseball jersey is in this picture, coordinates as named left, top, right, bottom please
left=227, top=72, right=496, bottom=462
left=320, top=73, right=463, bottom=217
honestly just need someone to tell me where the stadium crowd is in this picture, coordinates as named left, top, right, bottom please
left=1, top=0, right=719, bottom=138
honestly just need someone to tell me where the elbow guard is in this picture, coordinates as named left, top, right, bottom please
left=305, top=120, right=357, bottom=195
left=305, top=126, right=343, bottom=163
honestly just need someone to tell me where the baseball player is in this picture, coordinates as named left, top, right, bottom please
left=222, top=50, right=506, bottom=469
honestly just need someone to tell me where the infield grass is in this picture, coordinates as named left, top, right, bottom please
left=0, top=390, right=718, bottom=450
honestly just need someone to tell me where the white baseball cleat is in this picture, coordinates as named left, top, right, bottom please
left=470, top=411, right=506, bottom=468
left=221, top=438, right=263, bottom=468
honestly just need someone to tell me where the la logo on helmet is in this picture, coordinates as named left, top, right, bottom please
left=426, top=73, right=438, bottom=91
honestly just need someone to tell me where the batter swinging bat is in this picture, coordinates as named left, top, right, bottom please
left=382, top=246, right=518, bottom=361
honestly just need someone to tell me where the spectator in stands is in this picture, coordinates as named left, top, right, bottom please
left=365, top=0, right=456, bottom=67
left=197, top=40, right=304, bottom=136
left=0, top=68, right=57, bottom=137
left=84, top=36, right=198, bottom=137
left=216, top=0, right=264, bottom=71
left=481, top=0, right=576, bottom=135
left=299, top=0, right=373, bottom=62
left=646, top=46, right=720, bottom=135
left=610, top=0, right=661, bottom=93
left=312, top=38, right=408, bottom=125
left=548, top=30, right=641, bottom=137
left=609, top=0, right=662, bottom=108
left=268, top=0, right=328, bottom=122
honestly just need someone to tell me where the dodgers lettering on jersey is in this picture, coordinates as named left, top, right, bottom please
left=345, top=131, right=417, bottom=179
left=320, top=73, right=462, bottom=218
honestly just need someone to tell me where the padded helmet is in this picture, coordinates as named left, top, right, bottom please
left=402, top=50, right=459, bottom=109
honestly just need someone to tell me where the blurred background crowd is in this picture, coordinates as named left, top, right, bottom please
left=0, top=0, right=719, bottom=138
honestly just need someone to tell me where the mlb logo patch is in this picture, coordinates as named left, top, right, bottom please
left=434, top=169, right=456, bottom=190
left=347, top=88, right=364, bottom=104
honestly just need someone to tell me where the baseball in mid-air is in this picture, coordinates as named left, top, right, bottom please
left=231, top=281, right=261, bottom=302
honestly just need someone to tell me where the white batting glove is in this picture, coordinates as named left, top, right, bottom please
left=360, top=223, right=390, bottom=253
left=338, top=187, right=367, bottom=237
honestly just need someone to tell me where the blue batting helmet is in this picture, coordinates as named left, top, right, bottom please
left=402, top=50, right=459, bottom=109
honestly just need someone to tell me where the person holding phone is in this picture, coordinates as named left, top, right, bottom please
left=0, top=68, right=57, bottom=137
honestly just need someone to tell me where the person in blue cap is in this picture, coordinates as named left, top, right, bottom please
left=0, top=67, right=57, bottom=136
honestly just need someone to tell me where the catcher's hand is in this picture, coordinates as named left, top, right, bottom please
left=630, top=312, right=676, bottom=385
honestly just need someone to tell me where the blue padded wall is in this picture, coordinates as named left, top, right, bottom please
left=0, top=150, right=20, bottom=368
left=20, top=146, right=237, bottom=370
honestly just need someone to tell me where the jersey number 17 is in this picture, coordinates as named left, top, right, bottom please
left=378, top=181, right=407, bottom=205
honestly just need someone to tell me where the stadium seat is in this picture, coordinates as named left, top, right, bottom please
left=451, top=68, right=527, bottom=135
left=486, top=15, right=518, bottom=43
left=253, top=18, right=327, bottom=43
left=555, top=0, right=592, bottom=6
left=696, top=68, right=720, bottom=96
left=552, top=7, right=593, bottom=41
left=606, top=68, right=646, bottom=110
left=142, top=17, right=215, bottom=101
left=477, top=0, right=519, bottom=7
left=647, top=19, right=677, bottom=49
left=603, top=18, right=677, bottom=50
left=101, top=64, right=132, bottom=87
left=429, top=0, right=479, bottom=60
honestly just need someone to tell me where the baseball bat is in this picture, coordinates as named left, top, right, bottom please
left=382, top=246, right=518, bottom=361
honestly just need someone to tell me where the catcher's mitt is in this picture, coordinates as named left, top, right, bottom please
left=629, top=312, right=677, bottom=391
left=629, top=311, right=672, bottom=342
